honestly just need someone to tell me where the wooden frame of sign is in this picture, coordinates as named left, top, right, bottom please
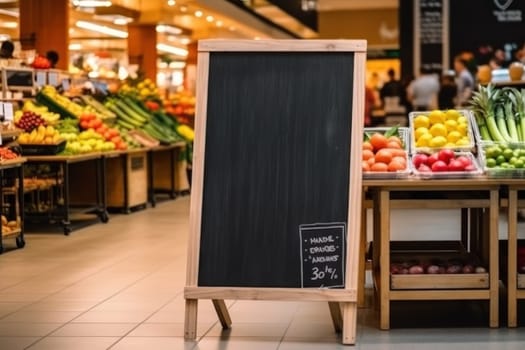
left=184, top=39, right=366, bottom=345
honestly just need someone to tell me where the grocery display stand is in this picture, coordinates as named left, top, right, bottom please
left=24, top=153, right=108, bottom=235
left=0, top=158, right=26, bottom=253
left=147, top=142, right=186, bottom=207
left=363, top=178, right=501, bottom=329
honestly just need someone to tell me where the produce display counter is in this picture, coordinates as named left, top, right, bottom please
left=104, top=148, right=149, bottom=213
left=147, top=142, right=187, bottom=207
left=24, top=153, right=108, bottom=235
left=0, top=158, right=26, bottom=253
left=363, top=178, right=501, bottom=330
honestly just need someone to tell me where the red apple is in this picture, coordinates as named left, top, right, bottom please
left=431, top=160, right=448, bottom=172
left=412, top=154, right=428, bottom=168
left=427, top=153, right=440, bottom=166
left=448, top=159, right=465, bottom=171
left=418, top=164, right=432, bottom=172
left=438, top=149, right=455, bottom=163
left=456, top=155, right=472, bottom=167
left=464, top=164, right=477, bottom=172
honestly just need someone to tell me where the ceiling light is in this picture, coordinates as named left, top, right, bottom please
left=157, top=43, right=188, bottom=57
left=76, top=20, right=128, bottom=38
left=216, top=20, right=223, bottom=27
left=73, top=0, right=112, bottom=7
left=169, top=61, right=186, bottom=69
left=194, top=10, right=203, bottom=18
left=0, top=9, right=18, bottom=17
left=180, top=38, right=191, bottom=45
left=113, top=17, right=132, bottom=25
left=1, top=22, right=17, bottom=28
left=156, top=25, right=182, bottom=35
left=167, top=0, right=175, bottom=6
left=0, top=34, right=10, bottom=41
left=180, top=5, right=187, bottom=12
left=206, top=15, right=214, bottom=22
left=167, top=35, right=176, bottom=42
left=228, top=26, right=236, bottom=31
left=69, top=43, right=82, bottom=50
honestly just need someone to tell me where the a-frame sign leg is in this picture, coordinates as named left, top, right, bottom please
left=184, top=299, right=198, bottom=340
left=342, top=302, right=357, bottom=345
left=328, top=302, right=343, bottom=333
left=212, top=299, right=232, bottom=329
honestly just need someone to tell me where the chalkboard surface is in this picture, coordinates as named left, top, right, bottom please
left=198, top=52, right=354, bottom=288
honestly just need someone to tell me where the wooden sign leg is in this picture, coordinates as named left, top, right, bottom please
left=184, top=299, right=198, bottom=340
left=341, top=302, right=357, bottom=345
left=328, top=302, right=343, bottom=333
left=212, top=299, right=232, bottom=329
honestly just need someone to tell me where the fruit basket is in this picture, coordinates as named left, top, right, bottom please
left=362, top=127, right=411, bottom=179
left=19, top=140, right=66, bottom=156
left=411, top=150, right=483, bottom=179
left=479, top=142, right=525, bottom=178
left=409, top=109, right=476, bottom=154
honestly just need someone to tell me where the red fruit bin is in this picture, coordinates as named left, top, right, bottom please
left=362, top=127, right=411, bottom=180
left=411, top=151, right=483, bottom=179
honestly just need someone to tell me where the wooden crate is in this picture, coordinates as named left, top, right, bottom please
left=107, top=151, right=148, bottom=208
left=391, top=273, right=489, bottom=290
left=152, top=145, right=189, bottom=192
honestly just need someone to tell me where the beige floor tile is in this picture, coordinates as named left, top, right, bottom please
left=110, top=336, right=195, bottom=350
left=26, top=336, right=118, bottom=350
left=206, top=322, right=289, bottom=338
left=0, top=302, right=26, bottom=318
left=129, top=322, right=215, bottom=337
left=0, top=336, right=40, bottom=350
left=0, top=311, right=80, bottom=323
left=283, top=321, right=339, bottom=340
left=277, top=339, right=347, bottom=350
left=194, top=337, right=280, bottom=350
left=51, top=323, right=137, bottom=337
left=22, top=299, right=99, bottom=312
left=72, top=310, right=152, bottom=323
left=0, top=323, right=62, bottom=336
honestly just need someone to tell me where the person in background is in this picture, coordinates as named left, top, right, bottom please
left=379, top=68, right=403, bottom=107
left=438, top=74, right=458, bottom=110
left=46, top=50, right=59, bottom=68
left=454, top=56, right=475, bottom=107
left=407, top=67, right=440, bottom=111
left=364, top=86, right=377, bottom=127
left=489, top=48, right=508, bottom=69
left=0, top=40, right=14, bottom=59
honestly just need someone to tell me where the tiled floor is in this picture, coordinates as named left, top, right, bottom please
left=0, top=197, right=524, bottom=349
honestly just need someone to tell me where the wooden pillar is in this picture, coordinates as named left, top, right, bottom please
left=127, top=24, right=157, bottom=81
left=19, top=0, right=69, bottom=70
left=184, top=42, right=198, bottom=92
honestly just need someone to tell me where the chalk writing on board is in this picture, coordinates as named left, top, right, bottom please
left=300, top=223, right=346, bottom=288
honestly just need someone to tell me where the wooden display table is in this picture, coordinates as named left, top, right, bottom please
left=147, top=142, right=187, bottom=206
left=0, top=158, right=26, bottom=253
left=363, top=178, right=501, bottom=330
left=25, top=153, right=108, bottom=235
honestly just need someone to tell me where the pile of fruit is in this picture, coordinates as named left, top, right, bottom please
left=412, top=149, right=477, bottom=173
left=391, top=259, right=486, bottom=275
left=1, top=215, right=21, bottom=235
left=119, top=78, right=160, bottom=101
left=15, top=111, right=46, bottom=132
left=482, top=144, right=525, bottom=169
left=412, top=109, right=471, bottom=149
left=362, top=127, right=408, bottom=173
left=63, top=129, right=116, bottom=154
left=15, top=101, right=61, bottom=126
left=0, top=147, right=19, bottom=161
left=17, top=125, right=62, bottom=145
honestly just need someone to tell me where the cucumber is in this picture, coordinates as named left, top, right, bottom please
left=114, top=100, right=148, bottom=124
left=116, top=119, right=136, bottom=130
left=121, top=96, right=153, bottom=120
left=106, top=103, right=144, bottom=127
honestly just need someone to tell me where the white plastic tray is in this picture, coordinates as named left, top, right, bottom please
left=363, top=127, right=411, bottom=179
left=411, top=151, right=483, bottom=179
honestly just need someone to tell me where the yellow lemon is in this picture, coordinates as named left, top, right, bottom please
left=457, top=116, right=468, bottom=125
left=445, top=142, right=457, bottom=148
left=415, top=127, right=430, bottom=140
left=456, top=138, right=471, bottom=146
left=429, top=110, right=446, bottom=125
left=429, top=136, right=447, bottom=148
left=413, top=115, right=430, bottom=129
left=457, top=123, right=468, bottom=135
left=416, top=133, right=433, bottom=147
left=447, top=131, right=462, bottom=143
left=444, top=119, right=458, bottom=132
left=429, top=123, right=448, bottom=137
left=445, top=109, right=461, bottom=121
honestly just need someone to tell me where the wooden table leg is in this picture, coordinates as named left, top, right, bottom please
left=212, top=299, right=232, bottom=329
left=489, top=189, right=499, bottom=328
left=508, top=188, right=518, bottom=327
left=341, top=302, right=357, bottom=345
left=184, top=299, right=198, bottom=340
left=358, top=198, right=368, bottom=307
left=378, top=189, right=390, bottom=330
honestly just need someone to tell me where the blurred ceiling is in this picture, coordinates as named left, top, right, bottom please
left=318, top=0, right=398, bottom=11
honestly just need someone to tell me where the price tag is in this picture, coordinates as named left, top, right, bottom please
left=35, top=71, right=46, bottom=87
left=0, top=102, right=4, bottom=119
left=3, top=103, right=13, bottom=121
left=62, top=78, right=70, bottom=91
left=48, top=72, right=58, bottom=86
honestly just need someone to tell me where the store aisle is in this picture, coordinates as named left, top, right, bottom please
left=0, top=199, right=524, bottom=349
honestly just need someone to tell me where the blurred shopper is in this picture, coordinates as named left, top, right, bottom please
left=489, top=48, right=508, bottom=69
left=380, top=68, right=403, bottom=107
left=46, top=50, right=59, bottom=68
left=364, top=86, right=376, bottom=126
left=407, top=68, right=439, bottom=111
left=438, top=74, right=458, bottom=110
left=454, top=56, right=475, bottom=107
left=0, top=40, right=14, bottom=58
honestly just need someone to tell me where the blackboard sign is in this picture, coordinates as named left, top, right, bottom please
left=185, top=40, right=366, bottom=345
left=197, top=51, right=354, bottom=288
left=300, top=223, right=346, bottom=288
left=418, top=0, right=444, bottom=72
